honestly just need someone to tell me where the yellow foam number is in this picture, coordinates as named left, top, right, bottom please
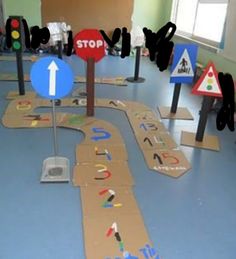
left=31, top=120, right=38, bottom=127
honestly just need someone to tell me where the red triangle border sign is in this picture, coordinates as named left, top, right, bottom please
left=192, top=61, right=223, bottom=98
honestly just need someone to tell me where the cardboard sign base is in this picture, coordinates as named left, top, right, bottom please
left=158, top=106, right=194, bottom=120
left=181, top=131, right=220, bottom=151
left=6, top=91, right=37, bottom=100
left=0, top=55, right=38, bottom=62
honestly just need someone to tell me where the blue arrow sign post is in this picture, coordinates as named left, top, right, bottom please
left=30, top=57, right=74, bottom=182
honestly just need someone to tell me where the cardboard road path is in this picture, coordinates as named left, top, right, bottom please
left=0, top=73, right=127, bottom=86
left=2, top=96, right=191, bottom=178
left=0, top=55, right=38, bottom=62
left=2, top=94, right=192, bottom=258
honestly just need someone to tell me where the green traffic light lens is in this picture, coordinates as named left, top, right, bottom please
left=13, top=41, right=21, bottom=50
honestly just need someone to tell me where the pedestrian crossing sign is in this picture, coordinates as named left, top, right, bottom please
left=170, top=44, right=198, bottom=84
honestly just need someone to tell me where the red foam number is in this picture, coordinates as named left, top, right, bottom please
left=74, top=29, right=105, bottom=62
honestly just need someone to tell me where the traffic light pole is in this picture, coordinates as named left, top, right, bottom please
left=170, top=83, right=181, bottom=113
left=16, top=51, right=25, bottom=95
left=126, top=46, right=145, bottom=83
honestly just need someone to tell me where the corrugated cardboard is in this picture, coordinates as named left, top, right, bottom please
left=73, top=161, right=134, bottom=187
left=129, top=119, right=167, bottom=136
left=158, top=106, right=194, bottom=120
left=76, top=144, right=128, bottom=163
left=143, top=149, right=191, bottom=178
left=136, top=132, right=178, bottom=150
left=83, top=214, right=152, bottom=259
left=181, top=131, right=220, bottom=151
left=80, top=186, right=140, bottom=217
left=6, top=91, right=37, bottom=100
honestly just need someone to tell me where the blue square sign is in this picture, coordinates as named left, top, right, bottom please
left=170, top=44, right=198, bottom=84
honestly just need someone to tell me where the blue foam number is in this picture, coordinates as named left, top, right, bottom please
left=91, top=127, right=112, bottom=141
left=30, top=57, right=74, bottom=99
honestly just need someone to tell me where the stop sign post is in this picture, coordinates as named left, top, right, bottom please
left=74, top=29, right=105, bottom=116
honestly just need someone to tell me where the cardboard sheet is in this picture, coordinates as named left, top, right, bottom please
left=96, top=98, right=128, bottom=112
left=75, top=76, right=127, bottom=86
left=73, top=161, right=134, bottom=187
left=143, top=149, right=191, bottom=178
left=0, top=55, right=38, bottom=62
left=83, top=214, right=152, bottom=259
left=136, top=132, right=178, bottom=150
left=158, top=106, right=194, bottom=120
left=0, top=73, right=126, bottom=86
left=6, top=91, right=36, bottom=100
left=126, top=110, right=157, bottom=121
left=76, top=144, right=128, bottom=162
left=80, top=186, right=140, bottom=217
left=2, top=96, right=191, bottom=178
left=181, top=131, right=220, bottom=151
left=2, top=112, right=66, bottom=128
left=80, top=120, right=125, bottom=146
left=129, top=119, right=167, bottom=136
left=59, top=114, right=98, bottom=131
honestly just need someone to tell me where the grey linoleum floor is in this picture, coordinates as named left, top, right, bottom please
left=0, top=53, right=236, bottom=259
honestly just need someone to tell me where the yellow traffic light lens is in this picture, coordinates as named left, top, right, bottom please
left=11, top=30, right=20, bottom=39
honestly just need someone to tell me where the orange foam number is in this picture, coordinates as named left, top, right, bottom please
left=16, top=100, right=31, bottom=111
left=94, top=164, right=112, bottom=180
left=161, top=152, right=179, bottom=165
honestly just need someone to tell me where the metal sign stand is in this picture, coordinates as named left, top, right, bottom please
left=40, top=43, right=70, bottom=183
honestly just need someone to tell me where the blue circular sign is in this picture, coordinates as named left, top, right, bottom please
left=30, top=57, right=74, bottom=99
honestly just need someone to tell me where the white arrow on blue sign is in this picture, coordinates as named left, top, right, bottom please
left=30, top=57, right=74, bottom=99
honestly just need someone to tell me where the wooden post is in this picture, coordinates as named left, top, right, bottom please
left=86, top=57, right=95, bottom=116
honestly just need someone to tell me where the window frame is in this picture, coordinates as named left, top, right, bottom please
left=171, top=0, right=228, bottom=48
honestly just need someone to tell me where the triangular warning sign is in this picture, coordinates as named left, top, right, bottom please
left=192, top=61, right=222, bottom=97
left=171, top=49, right=194, bottom=77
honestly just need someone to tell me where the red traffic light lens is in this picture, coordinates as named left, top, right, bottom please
left=11, top=19, right=20, bottom=28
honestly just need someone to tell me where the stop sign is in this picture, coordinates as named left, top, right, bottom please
left=74, top=29, right=106, bottom=62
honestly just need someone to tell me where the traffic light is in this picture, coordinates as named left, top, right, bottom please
left=10, top=16, right=23, bottom=51
left=5, top=16, right=24, bottom=52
